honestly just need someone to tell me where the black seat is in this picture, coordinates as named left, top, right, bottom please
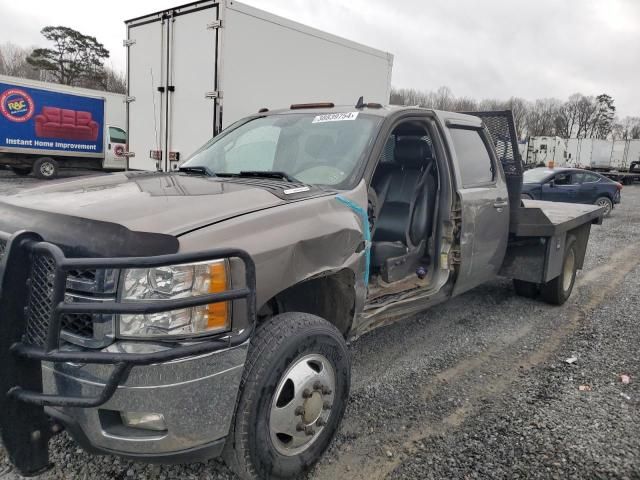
left=370, top=137, right=436, bottom=280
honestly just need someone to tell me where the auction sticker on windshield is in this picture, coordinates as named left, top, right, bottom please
left=312, top=112, right=359, bottom=123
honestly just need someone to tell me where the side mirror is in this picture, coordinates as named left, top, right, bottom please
left=548, top=179, right=555, bottom=188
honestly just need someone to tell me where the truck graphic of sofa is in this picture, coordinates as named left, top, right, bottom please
left=35, top=106, right=99, bottom=141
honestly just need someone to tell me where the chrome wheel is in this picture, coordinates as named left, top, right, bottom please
left=562, top=247, right=576, bottom=292
left=596, top=197, right=612, bottom=216
left=269, top=353, right=336, bottom=456
left=40, top=162, right=55, bottom=177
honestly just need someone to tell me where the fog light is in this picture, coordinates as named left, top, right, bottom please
left=121, top=412, right=167, bottom=431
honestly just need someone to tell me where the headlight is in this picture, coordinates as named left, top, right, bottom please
left=118, top=260, right=230, bottom=338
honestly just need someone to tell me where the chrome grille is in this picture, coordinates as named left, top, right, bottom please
left=24, top=253, right=117, bottom=348
left=61, top=313, right=95, bottom=338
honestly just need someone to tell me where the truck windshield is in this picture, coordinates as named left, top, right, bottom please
left=182, top=112, right=382, bottom=188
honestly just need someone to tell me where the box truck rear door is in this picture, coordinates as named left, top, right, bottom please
left=166, top=4, right=220, bottom=171
left=127, top=18, right=166, bottom=171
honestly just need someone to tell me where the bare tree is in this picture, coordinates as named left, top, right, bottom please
left=451, top=96, right=478, bottom=112
left=612, top=116, right=640, bottom=140
left=574, top=95, right=598, bottom=138
left=0, top=43, right=40, bottom=79
left=555, top=93, right=582, bottom=138
left=1, top=35, right=126, bottom=95
left=526, top=98, right=561, bottom=136
left=389, top=86, right=633, bottom=141
left=102, top=66, right=126, bottom=94
left=505, top=97, right=529, bottom=139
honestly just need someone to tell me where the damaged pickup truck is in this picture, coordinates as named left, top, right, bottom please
left=0, top=103, right=604, bottom=479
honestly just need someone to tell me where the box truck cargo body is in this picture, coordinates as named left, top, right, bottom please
left=0, top=75, right=126, bottom=178
left=125, top=0, right=394, bottom=172
left=525, top=136, right=567, bottom=167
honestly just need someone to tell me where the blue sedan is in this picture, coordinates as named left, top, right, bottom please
left=522, top=167, right=622, bottom=216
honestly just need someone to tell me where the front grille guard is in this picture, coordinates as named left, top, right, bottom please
left=0, top=230, right=257, bottom=410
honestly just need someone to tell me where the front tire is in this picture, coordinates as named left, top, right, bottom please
left=594, top=196, right=613, bottom=217
left=33, top=157, right=59, bottom=180
left=225, top=313, right=351, bottom=480
left=540, top=235, right=577, bottom=305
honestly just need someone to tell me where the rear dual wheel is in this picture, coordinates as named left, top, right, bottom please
left=225, top=313, right=350, bottom=480
left=513, top=235, right=578, bottom=306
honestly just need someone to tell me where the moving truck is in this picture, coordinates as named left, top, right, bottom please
left=125, top=0, right=394, bottom=172
left=0, top=75, right=126, bottom=179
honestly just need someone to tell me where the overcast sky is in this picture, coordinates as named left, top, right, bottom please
left=1, top=0, right=638, bottom=117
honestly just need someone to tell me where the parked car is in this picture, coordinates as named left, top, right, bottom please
left=522, top=167, right=622, bottom=216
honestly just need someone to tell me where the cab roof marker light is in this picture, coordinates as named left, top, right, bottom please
left=290, top=102, right=335, bottom=109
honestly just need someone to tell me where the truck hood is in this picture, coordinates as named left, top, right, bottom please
left=0, top=171, right=324, bottom=236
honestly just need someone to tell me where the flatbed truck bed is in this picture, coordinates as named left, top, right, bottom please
left=501, top=201, right=604, bottom=285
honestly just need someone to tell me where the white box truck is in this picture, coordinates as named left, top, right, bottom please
left=125, top=0, right=394, bottom=172
left=525, top=136, right=567, bottom=167
left=0, top=75, right=127, bottom=179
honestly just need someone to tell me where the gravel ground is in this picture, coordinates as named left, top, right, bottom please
left=0, top=170, right=638, bottom=479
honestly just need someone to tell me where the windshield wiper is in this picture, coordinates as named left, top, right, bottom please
left=178, top=165, right=215, bottom=176
left=216, top=171, right=299, bottom=182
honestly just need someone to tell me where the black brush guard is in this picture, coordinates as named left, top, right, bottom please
left=0, top=230, right=256, bottom=476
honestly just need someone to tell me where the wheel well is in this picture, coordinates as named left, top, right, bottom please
left=258, top=269, right=356, bottom=337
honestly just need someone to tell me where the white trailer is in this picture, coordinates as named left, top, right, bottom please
left=125, top=0, right=394, bottom=172
left=564, top=138, right=640, bottom=171
left=0, top=74, right=126, bottom=179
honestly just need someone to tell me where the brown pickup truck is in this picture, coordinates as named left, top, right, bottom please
left=0, top=103, right=603, bottom=479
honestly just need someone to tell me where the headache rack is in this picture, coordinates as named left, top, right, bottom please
left=462, top=110, right=524, bottom=224
left=0, top=230, right=256, bottom=476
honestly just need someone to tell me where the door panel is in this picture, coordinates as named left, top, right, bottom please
left=578, top=173, right=601, bottom=203
left=449, top=128, right=510, bottom=296
left=541, top=172, right=579, bottom=202
left=166, top=7, right=218, bottom=171
left=127, top=20, right=166, bottom=171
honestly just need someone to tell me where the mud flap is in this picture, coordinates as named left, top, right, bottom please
left=0, top=233, right=53, bottom=476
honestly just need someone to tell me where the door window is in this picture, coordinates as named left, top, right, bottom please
left=450, top=128, right=495, bottom=187
left=553, top=172, right=571, bottom=185
left=108, top=127, right=126, bottom=144
left=582, top=173, right=601, bottom=183
left=570, top=173, right=584, bottom=184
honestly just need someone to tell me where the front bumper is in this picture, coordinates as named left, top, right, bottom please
left=43, top=341, right=249, bottom=460
left=613, top=191, right=621, bottom=204
left=0, top=230, right=256, bottom=475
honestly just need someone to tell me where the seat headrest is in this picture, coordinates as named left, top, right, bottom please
left=395, top=138, right=432, bottom=168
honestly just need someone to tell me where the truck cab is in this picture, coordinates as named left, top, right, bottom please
left=0, top=104, right=603, bottom=479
